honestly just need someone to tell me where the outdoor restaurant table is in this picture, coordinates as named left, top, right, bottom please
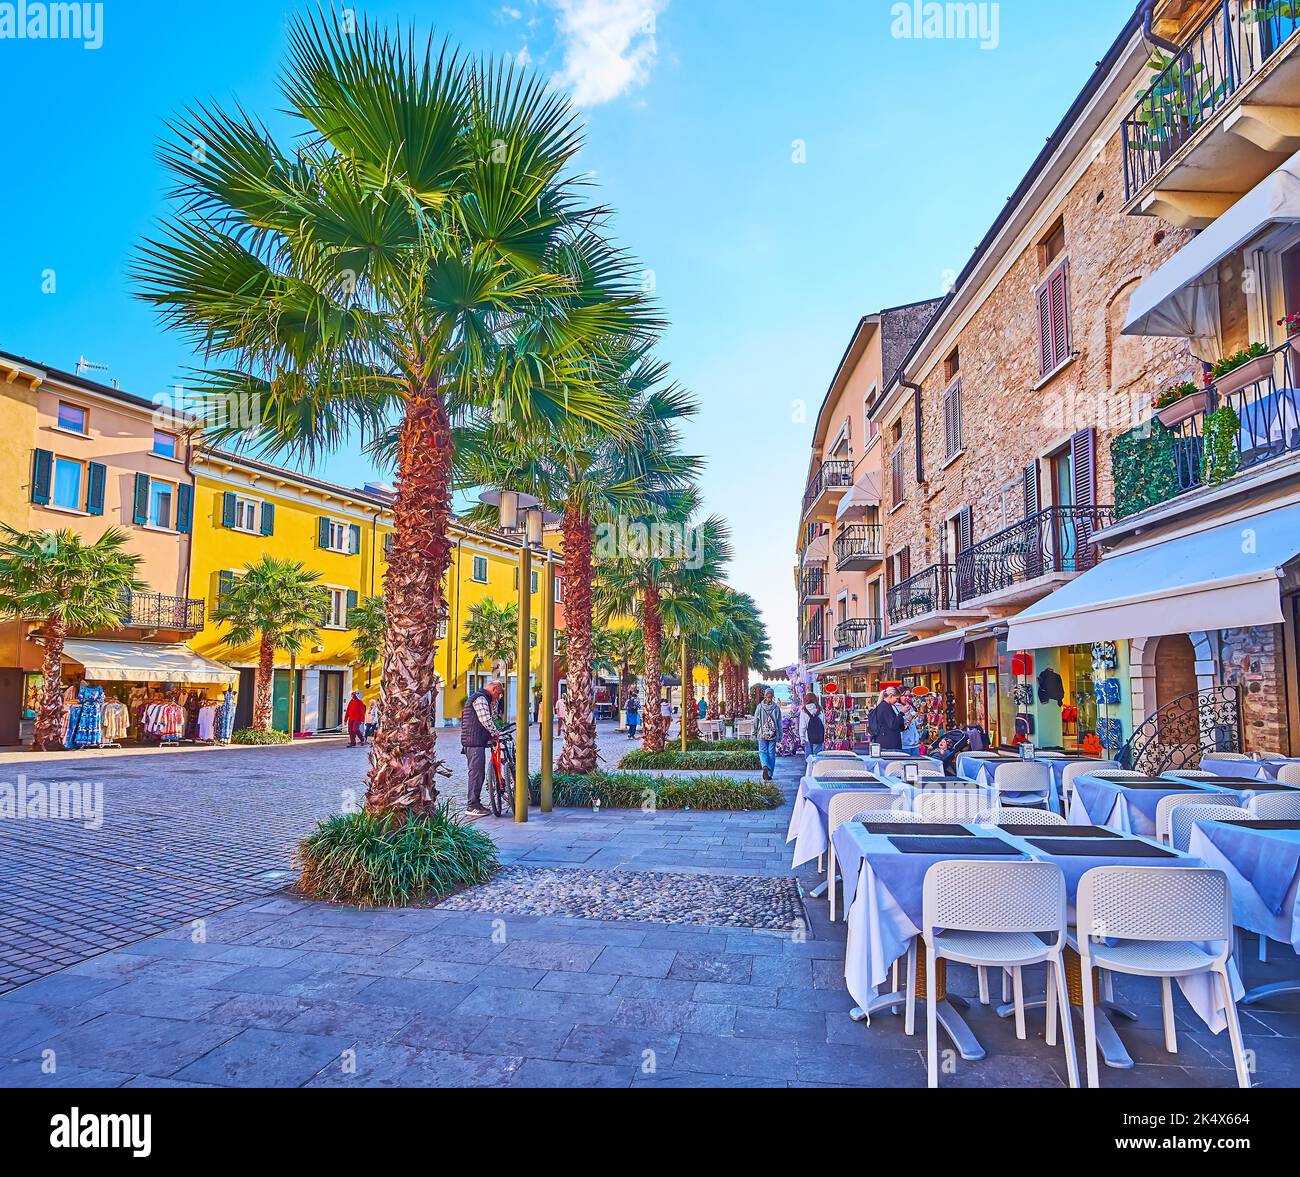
left=836, top=819, right=1244, bottom=1069
left=859, top=752, right=938, bottom=777
left=1188, top=819, right=1300, bottom=1007
left=1200, top=756, right=1299, bottom=781
left=955, top=752, right=1022, bottom=783
left=1033, top=754, right=1120, bottom=792
left=788, top=777, right=894, bottom=869
left=1068, top=774, right=1239, bottom=837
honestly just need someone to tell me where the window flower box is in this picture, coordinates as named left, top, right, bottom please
left=1155, top=388, right=1211, bottom=428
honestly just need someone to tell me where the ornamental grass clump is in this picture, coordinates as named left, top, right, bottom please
left=620, top=749, right=762, bottom=772
left=297, top=807, right=499, bottom=908
left=528, top=772, right=781, bottom=811
left=231, top=728, right=293, bottom=746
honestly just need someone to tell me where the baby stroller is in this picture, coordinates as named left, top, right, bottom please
left=930, top=729, right=971, bottom=777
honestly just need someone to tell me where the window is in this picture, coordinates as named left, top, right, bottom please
left=531, top=570, right=539, bottom=595
left=320, top=517, right=360, bottom=554
left=56, top=402, right=87, bottom=434
left=1037, top=222, right=1071, bottom=379
left=890, top=446, right=905, bottom=506
left=328, top=520, right=349, bottom=552
left=943, top=378, right=963, bottom=460
left=152, top=430, right=178, bottom=459
left=472, top=556, right=489, bottom=583
left=147, top=479, right=174, bottom=529
left=51, top=457, right=83, bottom=510
left=233, top=496, right=261, bottom=533
left=327, top=588, right=349, bottom=629
left=943, top=347, right=960, bottom=383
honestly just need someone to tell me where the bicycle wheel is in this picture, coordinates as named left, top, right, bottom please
left=498, top=747, right=516, bottom=816
left=487, top=755, right=506, bottom=817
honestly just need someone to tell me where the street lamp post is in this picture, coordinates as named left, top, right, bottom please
left=514, top=539, right=532, bottom=824
left=539, top=552, right=556, bottom=813
left=681, top=633, right=689, bottom=755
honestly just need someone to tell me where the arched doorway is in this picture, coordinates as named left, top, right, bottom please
left=1154, top=634, right=1198, bottom=711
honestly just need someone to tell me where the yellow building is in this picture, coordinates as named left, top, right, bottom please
left=190, top=449, right=554, bottom=735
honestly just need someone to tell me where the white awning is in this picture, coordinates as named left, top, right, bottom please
left=836, top=471, right=882, bottom=521
left=802, top=534, right=829, bottom=567
left=1004, top=502, right=1300, bottom=651
left=1124, top=149, right=1300, bottom=355
left=61, top=640, right=239, bottom=687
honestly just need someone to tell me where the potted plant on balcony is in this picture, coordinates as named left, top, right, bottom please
left=1212, top=343, right=1273, bottom=398
left=1152, top=379, right=1209, bottom=428
left=1279, top=311, right=1300, bottom=365
left=1132, top=51, right=1227, bottom=166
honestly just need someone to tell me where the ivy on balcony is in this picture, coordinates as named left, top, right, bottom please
left=1111, top=420, right=1181, bottom=519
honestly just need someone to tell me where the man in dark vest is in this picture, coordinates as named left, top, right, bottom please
left=869, top=686, right=905, bottom=752
left=462, top=679, right=505, bottom=819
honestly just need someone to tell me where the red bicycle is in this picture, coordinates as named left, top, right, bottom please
left=487, top=724, right=518, bottom=818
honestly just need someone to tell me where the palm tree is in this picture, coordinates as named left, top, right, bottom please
left=212, top=556, right=330, bottom=732
left=603, top=626, right=644, bottom=705
left=458, top=345, right=698, bottom=774
left=596, top=495, right=731, bottom=753
left=133, top=10, right=656, bottom=820
left=462, top=597, right=519, bottom=680
left=351, top=595, right=386, bottom=688
left=0, top=528, right=145, bottom=751
left=699, top=588, right=770, bottom=721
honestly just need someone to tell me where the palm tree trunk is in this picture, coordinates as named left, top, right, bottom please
left=366, top=385, right=453, bottom=821
left=32, top=615, right=67, bottom=751
left=707, top=667, right=719, bottom=720
left=683, top=645, right=700, bottom=741
left=253, top=634, right=275, bottom=732
left=557, top=505, right=597, bottom=775
left=642, top=581, right=664, bottom=753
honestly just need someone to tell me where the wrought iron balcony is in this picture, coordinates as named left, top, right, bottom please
left=834, top=523, right=883, bottom=571
left=803, top=460, right=855, bottom=518
left=120, top=592, right=206, bottom=632
left=1122, top=0, right=1300, bottom=203
left=887, top=563, right=958, bottom=628
left=834, top=617, right=885, bottom=655
left=954, top=505, right=1114, bottom=604
left=800, top=562, right=829, bottom=602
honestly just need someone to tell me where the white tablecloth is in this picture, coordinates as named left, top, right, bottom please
left=1190, top=822, right=1300, bottom=952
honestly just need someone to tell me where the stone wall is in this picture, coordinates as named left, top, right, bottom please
left=1217, top=626, right=1289, bottom=756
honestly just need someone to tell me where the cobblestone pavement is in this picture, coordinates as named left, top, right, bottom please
left=0, top=724, right=639, bottom=993
left=2, top=739, right=1298, bottom=1088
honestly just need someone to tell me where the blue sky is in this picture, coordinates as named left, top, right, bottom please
left=0, top=0, right=1138, bottom=663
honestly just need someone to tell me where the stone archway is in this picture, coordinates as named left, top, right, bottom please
left=1129, top=631, right=1218, bottom=730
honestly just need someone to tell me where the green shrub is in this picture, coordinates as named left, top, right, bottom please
left=527, top=773, right=782, bottom=812
left=685, top=739, right=758, bottom=753
left=620, top=749, right=762, bottom=771
left=1111, top=422, right=1180, bottom=518
left=232, top=728, right=292, bottom=746
left=297, top=806, right=499, bottom=908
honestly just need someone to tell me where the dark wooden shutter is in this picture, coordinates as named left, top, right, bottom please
left=348, top=524, right=361, bottom=555
left=318, top=517, right=331, bottom=548
left=1071, top=428, right=1096, bottom=508
left=260, top=502, right=275, bottom=537
left=85, top=462, right=107, bottom=516
left=132, top=473, right=150, bottom=525
left=1037, top=260, right=1072, bottom=376
left=1037, top=281, right=1055, bottom=377
left=175, top=483, right=193, bottom=533
left=944, top=380, right=962, bottom=459
left=957, top=507, right=973, bottom=554
left=222, top=491, right=237, bottom=528
left=900, top=546, right=912, bottom=583
left=31, top=449, right=53, bottom=504
left=1024, top=462, right=1041, bottom=520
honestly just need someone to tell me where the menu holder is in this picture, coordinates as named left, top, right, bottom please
left=999, top=825, right=1121, bottom=839
left=1027, top=838, right=1177, bottom=859
left=861, top=822, right=971, bottom=837
left=889, top=837, right=1018, bottom=856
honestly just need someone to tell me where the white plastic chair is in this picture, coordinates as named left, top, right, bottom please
left=1162, top=769, right=1220, bottom=781
left=881, top=761, right=946, bottom=780
left=991, top=761, right=1054, bottom=811
left=975, top=807, right=1067, bottom=827
left=1075, top=866, right=1249, bottom=1089
left=1170, top=805, right=1254, bottom=852
left=813, top=750, right=861, bottom=761
left=809, top=760, right=874, bottom=782
left=1276, top=763, right=1300, bottom=787
left=1155, top=793, right=1243, bottom=845
left=827, top=792, right=903, bottom=922
left=1090, top=769, right=1147, bottom=781
left=914, top=790, right=990, bottom=822
left=855, top=810, right=930, bottom=825
left=1252, top=792, right=1300, bottom=820
left=1207, top=752, right=1256, bottom=763
left=1061, top=761, right=1117, bottom=813
left=920, top=860, right=1077, bottom=1088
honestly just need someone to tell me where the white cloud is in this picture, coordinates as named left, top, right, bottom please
left=548, top=0, right=669, bottom=107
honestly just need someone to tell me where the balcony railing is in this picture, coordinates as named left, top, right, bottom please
left=1123, top=0, right=1300, bottom=201
left=834, top=523, right=883, bottom=569
left=801, top=562, right=829, bottom=601
left=803, top=460, right=854, bottom=515
left=120, top=592, right=206, bottom=632
left=887, top=563, right=958, bottom=627
left=803, top=640, right=827, bottom=666
left=834, top=617, right=885, bottom=655
left=955, top=506, right=1115, bottom=604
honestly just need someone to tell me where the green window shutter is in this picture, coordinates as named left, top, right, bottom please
left=132, top=473, right=150, bottom=525
left=217, top=570, right=235, bottom=603
left=31, top=449, right=53, bottom=504
left=384, top=532, right=393, bottom=556
left=221, top=491, right=237, bottom=528
left=318, top=517, right=331, bottom=548
left=261, top=502, right=275, bottom=536
left=176, top=483, right=194, bottom=534
left=85, top=462, right=107, bottom=516
left=346, top=589, right=359, bottom=624
left=349, top=523, right=361, bottom=555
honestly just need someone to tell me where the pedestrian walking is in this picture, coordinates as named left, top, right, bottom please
left=754, top=688, right=783, bottom=781
left=625, top=688, right=640, bottom=740
left=345, top=692, right=368, bottom=747
left=799, top=692, right=825, bottom=757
